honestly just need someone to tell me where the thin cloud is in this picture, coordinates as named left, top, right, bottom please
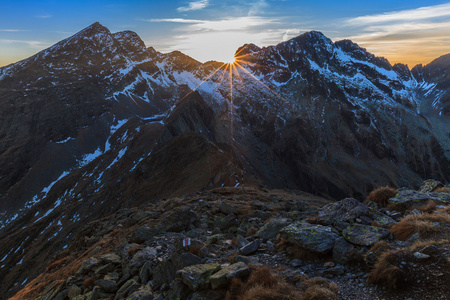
left=146, top=16, right=276, bottom=32
left=36, top=14, right=52, bottom=19
left=348, top=3, right=450, bottom=24
left=0, top=39, right=51, bottom=49
left=341, top=3, right=450, bottom=66
left=177, top=0, right=209, bottom=12
left=0, top=29, right=29, bottom=32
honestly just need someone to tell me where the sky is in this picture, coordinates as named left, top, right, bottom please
left=1, top=0, right=450, bottom=68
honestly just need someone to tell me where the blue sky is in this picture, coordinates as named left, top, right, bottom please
left=1, top=0, right=450, bottom=67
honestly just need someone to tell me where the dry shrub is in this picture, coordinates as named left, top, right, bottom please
left=434, top=187, right=450, bottom=193
left=246, top=226, right=258, bottom=237
left=367, top=250, right=403, bottom=290
left=390, top=213, right=450, bottom=241
left=366, top=186, right=397, bottom=207
left=303, top=286, right=338, bottom=300
left=227, top=252, right=239, bottom=263
left=226, top=266, right=302, bottom=300
left=300, top=278, right=339, bottom=300
left=231, top=237, right=238, bottom=246
left=46, top=256, right=73, bottom=272
left=127, top=245, right=144, bottom=257
left=306, top=215, right=319, bottom=224
left=437, top=205, right=450, bottom=214
left=368, top=240, right=393, bottom=257
left=82, top=276, right=97, bottom=290
left=188, top=243, right=203, bottom=256
left=415, top=200, right=437, bottom=213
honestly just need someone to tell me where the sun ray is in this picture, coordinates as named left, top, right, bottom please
left=234, top=61, right=292, bottom=108
left=167, top=62, right=227, bottom=112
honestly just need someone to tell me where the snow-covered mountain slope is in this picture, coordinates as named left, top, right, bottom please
left=0, top=23, right=449, bottom=298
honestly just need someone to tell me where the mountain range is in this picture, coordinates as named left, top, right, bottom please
left=0, top=22, right=449, bottom=298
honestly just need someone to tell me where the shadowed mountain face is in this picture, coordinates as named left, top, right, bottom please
left=0, top=23, right=449, bottom=297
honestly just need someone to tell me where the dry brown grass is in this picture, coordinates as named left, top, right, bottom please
left=390, top=213, right=450, bottom=241
left=45, top=255, right=74, bottom=272
left=415, top=200, right=437, bottom=213
left=367, top=250, right=403, bottom=290
left=437, top=205, right=450, bottom=214
left=226, top=266, right=303, bottom=300
left=434, top=187, right=450, bottom=193
left=246, top=226, right=258, bottom=237
left=82, top=276, right=97, bottom=290
left=365, top=186, right=397, bottom=207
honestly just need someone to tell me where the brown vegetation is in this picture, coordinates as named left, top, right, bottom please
left=365, top=186, right=397, bottom=206
left=390, top=213, right=450, bottom=241
left=415, top=200, right=437, bottom=213
left=226, top=266, right=302, bottom=300
left=434, top=187, right=450, bottom=193
left=367, top=250, right=403, bottom=290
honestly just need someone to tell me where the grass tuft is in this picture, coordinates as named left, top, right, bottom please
left=366, top=186, right=397, bottom=207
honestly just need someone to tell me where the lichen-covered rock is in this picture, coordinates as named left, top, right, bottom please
left=341, top=224, right=390, bottom=246
left=114, top=279, right=141, bottom=300
left=281, top=222, right=339, bottom=254
left=190, top=290, right=227, bottom=300
left=177, top=263, right=221, bottom=291
left=165, top=278, right=190, bottom=300
left=210, top=262, right=250, bottom=289
left=152, top=252, right=202, bottom=290
left=161, top=207, right=198, bottom=232
left=133, top=226, right=157, bottom=243
left=126, top=284, right=153, bottom=300
left=255, top=218, right=290, bottom=240
left=98, top=253, right=121, bottom=264
left=129, top=247, right=157, bottom=274
left=388, top=189, right=450, bottom=210
left=332, top=237, right=355, bottom=265
left=95, top=279, right=118, bottom=293
left=418, top=179, right=443, bottom=193
left=67, top=285, right=82, bottom=299
left=317, top=198, right=395, bottom=226
left=77, top=257, right=100, bottom=274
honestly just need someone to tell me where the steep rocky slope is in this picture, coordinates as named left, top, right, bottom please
left=9, top=183, right=450, bottom=299
left=0, top=22, right=449, bottom=297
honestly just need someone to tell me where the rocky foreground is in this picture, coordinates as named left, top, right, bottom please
left=11, top=180, right=450, bottom=300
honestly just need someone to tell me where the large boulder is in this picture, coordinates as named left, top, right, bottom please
left=152, top=252, right=202, bottom=290
left=126, top=284, right=153, bottom=300
left=161, top=207, right=198, bottom=232
left=418, top=179, right=443, bottom=193
left=210, top=262, right=250, bottom=289
left=341, top=224, right=390, bottom=246
left=332, top=237, right=355, bottom=265
left=255, top=218, right=290, bottom=240
left=389, top=189, right=450, bottom=210
left=317, top=198, right=395, bottom=225
left=280, top=222, right=339, bottom=254
left=129, top=247, right=158, bottom=274
left=177, top=263, right=221, bottom=291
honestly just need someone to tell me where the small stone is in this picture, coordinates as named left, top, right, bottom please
left=413, top=252, right=430, bottom=259
left=291, top=259, right=302, bottom=267
left=239, top=239, right=261, bottom=255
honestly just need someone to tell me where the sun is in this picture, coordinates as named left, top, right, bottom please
left=224, top=54, right=236, bottom=64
